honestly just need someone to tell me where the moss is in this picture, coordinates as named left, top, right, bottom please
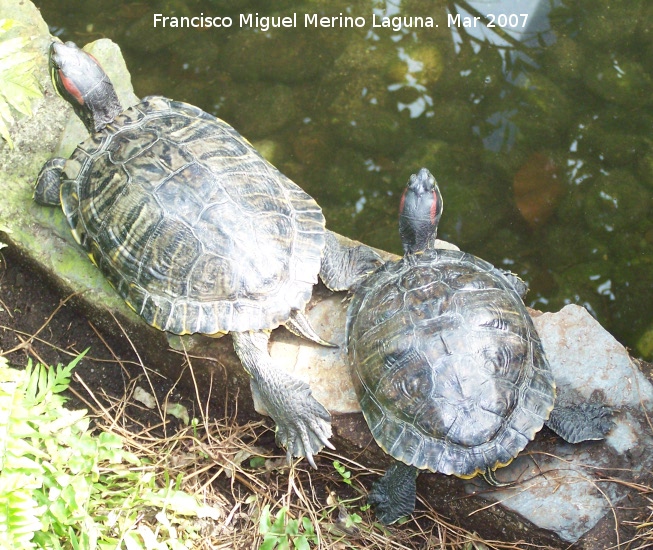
left=636, top=326, right=653, bottom=361
left=578, top=0, right=644, bottom=49
left=582, top=170, right=651, bottom=233
left=583, top=55, right=653, bottom=107
left=227, top=82, right=298, bottom=138
left=422, top=98, right=474, bottom=144
left=221, top=12, right=346, bottom=84
left=543, top=225, right=610, bottom=269
left=542, top=36, right=583, bottom=81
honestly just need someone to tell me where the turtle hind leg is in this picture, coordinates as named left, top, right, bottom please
left=286, top=310, right=337, bottom=348
left=546, top=402, right=615, bottom=444
left=369, top=461, right=419, bottom=525
left=320, top=230, right=383, bottom=291
left=232, top=330, right=333, bottom=469
left=497, top=268, right=529, bottom=299
left=34, top=158, right=66, bottom=205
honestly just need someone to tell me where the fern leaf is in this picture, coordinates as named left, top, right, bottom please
left=0, top=94, right=14, bottom=147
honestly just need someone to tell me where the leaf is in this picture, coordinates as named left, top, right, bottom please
left=164, top=402, right=189, bottom=425
left=294, top=536, right=311, bottom=550
left=133, top=387, right=156, bottom=409
left=260, top=535, right=279, bottom=550
left=285, top=517, right=299, bottom=536
left=0, top=97, right=14, bottom=147
left=301, top=517, right=315, bottom=537
left=0, top=19, right=43, bottom=149
left=333, top=460, right=352, bottom=485
left=271, top=507, right=288, bottom=534
left=259, top=504, right=272, bottom=535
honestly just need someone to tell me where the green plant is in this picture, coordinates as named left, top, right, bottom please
left=333, top=460, right=352, bottom=485
left=0, top=19, right=43, bottom=148
left=0, top=352, right=219, bottom=549
left=330, top=460, right=369, bottom=534
left=258, top=505, right=318, bottom=550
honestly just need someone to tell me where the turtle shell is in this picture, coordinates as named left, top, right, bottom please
left=59, top=96, right=325, bottom=335
left=346, top=249, right=556, bottom=478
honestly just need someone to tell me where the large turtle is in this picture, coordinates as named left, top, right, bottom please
left=346, top=168, right=614, bottom=524
left=35, top=41, right=380, bottom=467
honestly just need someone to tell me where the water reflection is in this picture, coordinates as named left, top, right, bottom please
left=36, top=0, right=653, bottom=357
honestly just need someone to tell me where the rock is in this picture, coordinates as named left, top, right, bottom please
left=464, top=304, right=653, bottom=544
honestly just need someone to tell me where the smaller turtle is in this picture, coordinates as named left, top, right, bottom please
left=346, top=168, right=614, bottom=524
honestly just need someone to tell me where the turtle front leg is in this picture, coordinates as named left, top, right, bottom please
left=368, top=461, right=419, bottom=525
left=546, top=402, right=614, bottom=444
left=232, top=330, right=334, bottom=468
left=34, top=157, right=66, bottom=205
left=320, top=230, right=383, bottom=291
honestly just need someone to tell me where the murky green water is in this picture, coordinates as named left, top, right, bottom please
left=35, top=0, right=653, bottom=357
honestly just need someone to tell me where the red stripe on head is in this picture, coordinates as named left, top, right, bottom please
left=59, top=71, right=85, bottom=106
left=429, top=190, right=439, bottom=223
left=399, top=187, right=408, bottom=218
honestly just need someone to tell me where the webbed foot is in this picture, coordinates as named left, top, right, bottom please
left=34, top=157, right=66, bottom=206
left=250, top=375, right=333, bottom=468
left=546, top=402, right=615, bottom=444
left=233, top=330, right=333, bottom=468
left=368, top=461, right=418, bottom=525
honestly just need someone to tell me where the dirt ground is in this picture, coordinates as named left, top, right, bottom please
left=2, top=245, right=653, bottom=549
left=0, top=246, right=180, bottom=420
left=0, top=244, right=283, bottom=447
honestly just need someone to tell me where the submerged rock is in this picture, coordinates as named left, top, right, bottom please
left=583, top=55, right=653, bottom=107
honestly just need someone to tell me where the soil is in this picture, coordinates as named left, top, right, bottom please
left=2, top=245, right=652, bottom=549
left=0, top=244, right=274, bottom=443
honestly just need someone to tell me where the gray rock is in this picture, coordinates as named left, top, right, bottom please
left=464, top=304, right=653, bottom=544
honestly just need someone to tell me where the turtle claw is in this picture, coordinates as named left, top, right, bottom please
left=546, top=402, right=615, bottom=444
left=233, top=331, right=334, bottom=468
left=274, top=389, right=334, bottom=469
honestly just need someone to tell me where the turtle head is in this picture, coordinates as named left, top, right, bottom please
left=49, top=41, right=123, bottom=133
left=398, top=168, right=443, bottom=254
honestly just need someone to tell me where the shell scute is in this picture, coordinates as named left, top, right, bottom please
left=347, top=248, right=556, bottom=477
left=61, top=96, right=325, bottom=335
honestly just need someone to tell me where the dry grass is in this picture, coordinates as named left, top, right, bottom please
left=2, top=294, right=653, bottom=549
left=69, top=339, right=503, bottom=550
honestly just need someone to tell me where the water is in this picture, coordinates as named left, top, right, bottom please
left=35, top=0, right=653, bottom=357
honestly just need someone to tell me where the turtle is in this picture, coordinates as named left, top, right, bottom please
left=345, top=168, right=614, bottom=524
left=34, top=41, right=381, bottom=468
